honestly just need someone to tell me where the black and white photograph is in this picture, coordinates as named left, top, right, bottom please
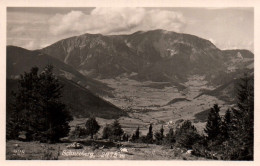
left=2, top=0, right=257, bottom=163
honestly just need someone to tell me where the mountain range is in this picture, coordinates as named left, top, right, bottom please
left=41, top=29, right=253, bottom=84
left=7, top=29, right=254, bottom=119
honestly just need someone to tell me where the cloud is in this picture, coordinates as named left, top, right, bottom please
left=9, top=26, right=26, bottom=33
left=208, top=38, right=216, bottom=45
left=7, top=8, right=253, bottom=51
left=217, top=40, right=254, bottom=51
left=48, top=8, right=186, bottom=36
left=7, top=38, right=50, bottom=50
left=7, top=11, right=50, bottom=25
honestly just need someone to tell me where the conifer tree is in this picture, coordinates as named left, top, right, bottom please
left=204, top=104, right=222, bottom=141
left=146, top=123, right=153, bottom=143
left=135, top=126, right=140, bottom=140
left=131, top=126, right=140, bottom=142
left=160, top=125, right=164, bottom=139
left=131, top=133, right=136, bottom=142
left=224, top=109, right=232, bottom=125
left=7, top=65, right=73, bottom=143
left=38, top=65, right=72, bottom=142
left=165, top=128, right=175, bottom=144
left=110, top=119, right=124, bottom=141
left=154, top=125, right=164, bottom=144
left=85, top=117, right=100, bottom=139
left=220, top=109, right=232, bottom=140
left=175, top=120, right=200, bottom=149
left=8, top=67, right=41, bottom=141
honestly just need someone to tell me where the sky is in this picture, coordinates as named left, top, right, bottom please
left=7, top=7, right=254, bottom=51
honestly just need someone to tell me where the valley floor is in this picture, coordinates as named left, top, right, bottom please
left=93, top=76, right=232, bottom=134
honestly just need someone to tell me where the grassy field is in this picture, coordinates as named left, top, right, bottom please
left=6, top=140, right=207, bottom=160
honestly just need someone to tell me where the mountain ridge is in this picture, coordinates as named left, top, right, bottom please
left=40, top=29, right=251, bottom=84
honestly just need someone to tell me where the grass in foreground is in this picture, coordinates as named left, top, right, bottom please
left=6, top=140, right=207, bottom=160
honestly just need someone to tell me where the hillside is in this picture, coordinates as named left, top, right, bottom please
left=194, top=79, right=238, bottom=103
left=7, top=46, right=113, bottom=97
left=194, top=74, right=254, bottom=103
left=222, top=49, right=254, bottom=73
left=6, top=78, right=127, bottom=119
left=7, top=46, right=126, bottom=119
left=222, top=49, right=254, bottom=59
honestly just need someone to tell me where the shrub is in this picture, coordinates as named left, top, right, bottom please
left=102, top=124, right=111, bottom=139
left=41, top=146, right=60, bottom=160
left=122, top=133, right=129, bottom=141
left=69, top=125, right=88, bottom=139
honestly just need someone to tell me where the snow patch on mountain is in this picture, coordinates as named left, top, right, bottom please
left=166, top=49, right=178, bottom=57
left=237, top=52, right=243, bottom=59
left=124, top=40, right=132, bottom=48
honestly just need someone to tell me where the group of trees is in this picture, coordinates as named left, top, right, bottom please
left=70, top=118, right=125, bottom=141
left=101, top=119, right=124, bottom=141
left=7, top=65, right=73, bottom=143
left=130, top=124, right=154, bottom=144
left=128, top=119, right=200, bottom=148
left=70, top=117, right=100, bottom=139
left=192, top=74, right=254, bottom=160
